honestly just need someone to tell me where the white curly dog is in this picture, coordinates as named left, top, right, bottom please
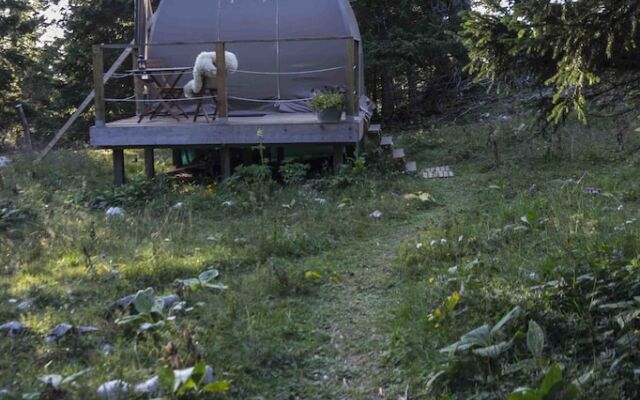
left=183, top=51, right=239, bottom=98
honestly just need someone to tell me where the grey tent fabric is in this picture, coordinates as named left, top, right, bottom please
left=148, top=0, right=364, bottom=114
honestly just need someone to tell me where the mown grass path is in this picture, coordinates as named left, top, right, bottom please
left=297, top=177, right=476, bottom=399
left=303, top=210, right=453, bottom=399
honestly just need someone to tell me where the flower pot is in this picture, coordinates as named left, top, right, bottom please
left=316, top=108, right=343, bottom=123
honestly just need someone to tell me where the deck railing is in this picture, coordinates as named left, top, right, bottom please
left=92, top=36, right=361, bottom=127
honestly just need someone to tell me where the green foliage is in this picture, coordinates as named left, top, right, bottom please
left=220, top=164, right=275, bottom=208
left=353, top=0, right=470, bottom=120
left=462, top=0, right=640, bottom=123
left=279, top=161, right=310, bottom=185
left=158, top=362, right=230, bottom=399
left=0, top=0, right=44, bottom=145
left=175, top=269, right=227, bottom=292
left=90, top=175, right=171, bottom=209
left=508, top=364, right=578, bottom=400
left=115, top=288, right=167, bottom=331
left=0, top=198, right=29, bottom=231
left=311, top=91, right=344, bottom=112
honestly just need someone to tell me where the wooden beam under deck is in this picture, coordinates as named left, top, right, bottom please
left=90, top=114, right=364, bottom=147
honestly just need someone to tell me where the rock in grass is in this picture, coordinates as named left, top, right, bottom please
left=0, top=321, right=28, bottom=336
left=16, top=298, right=35, bottom=311
left=170, top=202, right=184, bottom=211
left=159, top=294, right=180, bottom=309
left=134, top=376, right=160, bottom=395
left=97, top=380, right=131, bottom=400
left=174, top=365, right=215, bottom=385
left=108, top=294, right=136, bottom=312
left=46, top=323, right=73, bottom=342
left=45, top=324, right=99, bottom=343
left=370, top=210, right=383, bottom=220
left=108, top=292, right=180, bottom=313
left=101, top=344, right=115, bottom=356
left=105, top=207, right=126, bottom=218
left=0, top=156, right=11, bottom=168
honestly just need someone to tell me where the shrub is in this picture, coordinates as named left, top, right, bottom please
left=311, top=89, right=345, bottom=112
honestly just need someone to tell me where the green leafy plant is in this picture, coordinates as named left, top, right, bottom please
left=0, top=199, right=29, bottom=231
left=311, top=88, right=345, bottom=112
left=508, top=364, right=578, bottom=400
left=115, top=288, right=167, bottom=332
left=90, top=176, right=170, bottom=209
left=279, top=161, right=310, bottom=185
left=175, top=269, right=227, bottom=292
left=158, top=362, right=230, bottom=399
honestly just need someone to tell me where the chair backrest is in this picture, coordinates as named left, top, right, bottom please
left=141, top=58, right=167, bottom=83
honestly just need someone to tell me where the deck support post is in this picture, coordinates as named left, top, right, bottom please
left=333, top=144, right=344, bottom=173
left=172, top=149, right=183, bottom=167
left=113, top=149, right=126, bottom=186
left=221, top=147, right=231, bottom=178
left=144, top=148, right=155, bottom=178
left=215, top=42, right=228, bottom=122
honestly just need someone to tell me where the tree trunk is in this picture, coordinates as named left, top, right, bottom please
left=407, top=68, right=419, bottom=115
left=381, top=68, right=394, bottom=123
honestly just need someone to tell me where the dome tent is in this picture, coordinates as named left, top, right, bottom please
left=148, top=0, right=365, bottom=114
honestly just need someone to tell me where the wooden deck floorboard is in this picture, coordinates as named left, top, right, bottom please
left=90, top=113, right=364, bottom=147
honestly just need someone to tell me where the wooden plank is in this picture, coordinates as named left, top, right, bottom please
left=215, top=42, right=228, bottom=121
left=90, top=119, right=362, bottom=147
left=380, top=136, right=394, bottom=146
left=332, top=144, right=344, bottom=173
left=368, top=124, right=381, bottom=134
left=144, top=148, right=155, bottom=178
left=220, top=147, right=231, bottom=178
left=113, top=149, right=126, bottom=186
left=93, top=45, right=106, bottom=127
left=354, top=39, right=360, bottom=109
left=392, top=148, right=406, bottom=159
left=133, top=52, right=143, bottom=117
left=136, top=0, right=147, bottom=56
left=15, top=104, right=33, bottom=152
left=345, top=39, right=356, bottom=118
left=405, top=161, right=417, bottom=173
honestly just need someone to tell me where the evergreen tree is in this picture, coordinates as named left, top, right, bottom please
left=0, top=0, right=42, bottom=145
left=50, top=0, right=135, bottom=140
left=353, top=0, right=470, bottom=123
left=462, top=0, right=640, bottom=123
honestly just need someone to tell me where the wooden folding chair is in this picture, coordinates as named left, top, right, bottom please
left=193, top=77, right=218, bottom=123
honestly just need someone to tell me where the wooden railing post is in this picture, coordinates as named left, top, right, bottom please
left=216, top=42, right=229, bottom=122
left=345, top=39, right=357, bottom=120
left=133, top=47, right=144, bottom=117
left=92, top=45, right=106, bottom=127
left=354, top=39, right=360, bottom=109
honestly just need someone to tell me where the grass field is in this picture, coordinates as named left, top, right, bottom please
left=1, top=106, right=639, bottom=399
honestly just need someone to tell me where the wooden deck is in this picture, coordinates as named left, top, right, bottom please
left=90, top=113, right=364, bottom=148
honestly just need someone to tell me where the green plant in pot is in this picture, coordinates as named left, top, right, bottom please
left=311, top=88, right=345, bottom=123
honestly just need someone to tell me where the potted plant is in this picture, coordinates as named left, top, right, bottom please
left=311, top=88, right=345, bottom=123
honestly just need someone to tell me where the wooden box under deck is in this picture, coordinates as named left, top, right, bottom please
left=90, top=113, right=365, bottom=148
